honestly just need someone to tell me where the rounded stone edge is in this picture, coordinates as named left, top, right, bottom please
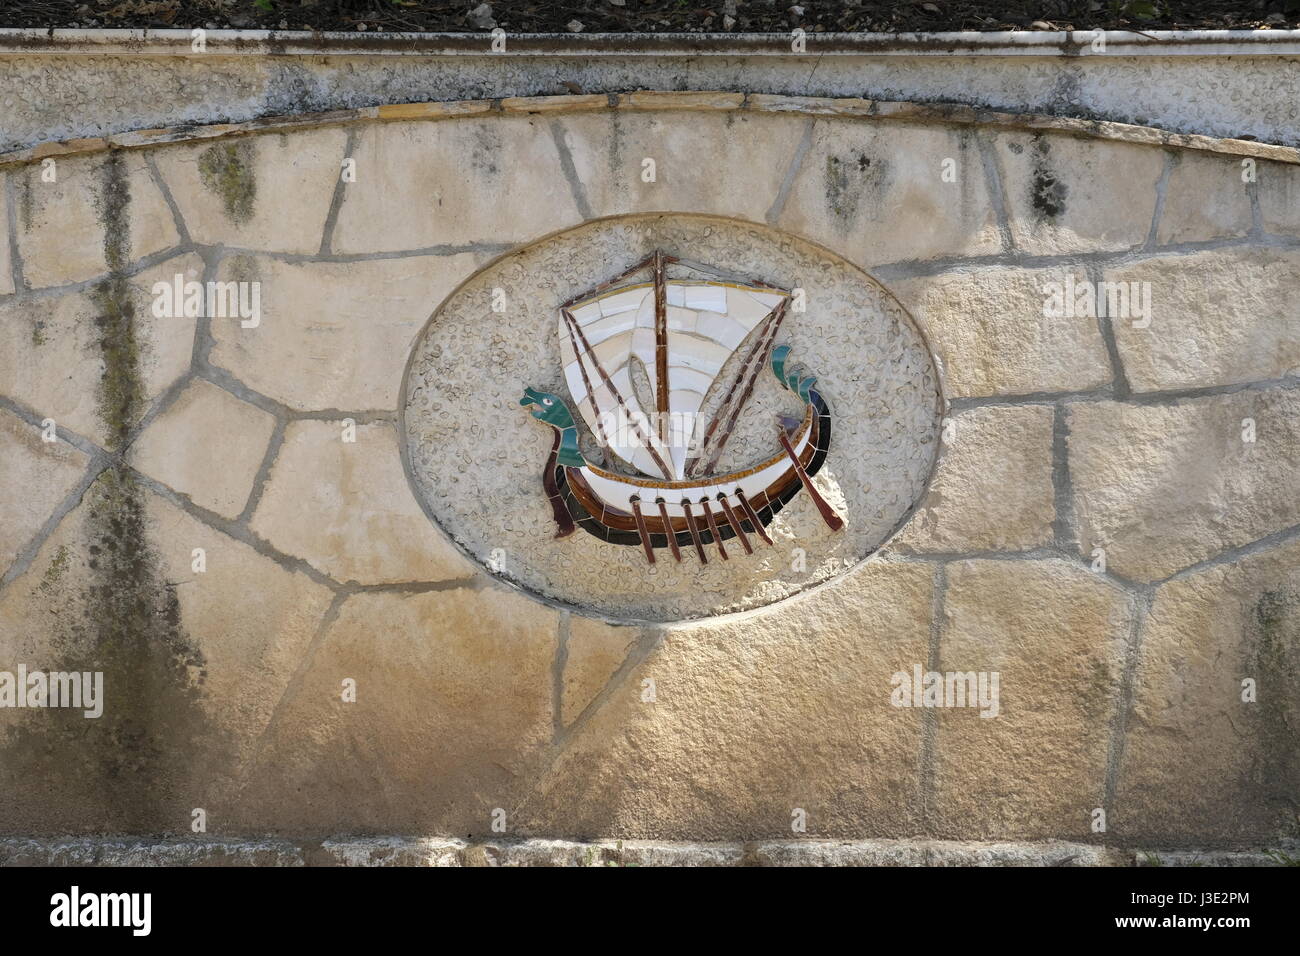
left=0, top=91, right=1296, bottom=171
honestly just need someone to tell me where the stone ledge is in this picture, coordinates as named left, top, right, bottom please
left=1, top=836, right=1292, bottom=867
left=1, top=92, right=1295, bottom=172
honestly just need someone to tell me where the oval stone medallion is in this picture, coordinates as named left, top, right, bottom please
left=402, top=215, right=943, bottom=621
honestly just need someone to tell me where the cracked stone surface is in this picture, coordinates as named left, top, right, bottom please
left=0, top=407, right=89, bottom=579
left=128, top=377, right=277, bottom=520
left=559, top=615, right=639, bottom=728
left=249, top=420, right=475, bottom=586
left=513, top=560, right=934, bottom=840
left=331, top=118, right=583, bottom=254
left=0, top=254, right=200, bottom=448
left=0, top=482, right=334, bottom=833
left=153, top=128, right=347, bottom=254
left=1156, top=151, right=1254, bottom=245
left=10, top=152, right=178, bottom=289
left=231, top=586, right=557, bottom=835
left=208, top=252, right=490, bottom=412
left=558, top=110, right=805, bottom=225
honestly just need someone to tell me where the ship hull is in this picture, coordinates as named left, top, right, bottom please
left=554, top=391, right=832, bottom=548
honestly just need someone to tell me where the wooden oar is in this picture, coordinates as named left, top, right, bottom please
left=699, top=498, right=729, bottom=561
left=778, top=430, right=844, bottom=531
left=735, top=489, right=774, bottom=545
left=716, top=495, right=754, bottom=554
left=681, top=501, right=708, bottom=564
left=629, top=498, right=656, bottom=564
left=655, top=498, right=683, bottom=562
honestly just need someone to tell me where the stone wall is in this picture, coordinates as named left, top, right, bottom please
left=0, top=83, right=1297, bottom=852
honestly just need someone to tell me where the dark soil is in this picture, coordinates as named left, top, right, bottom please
left=0, top=1, right=1296, bottom=35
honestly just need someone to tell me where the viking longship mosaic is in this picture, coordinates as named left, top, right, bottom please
left=521, top=251, right=843, bottom=564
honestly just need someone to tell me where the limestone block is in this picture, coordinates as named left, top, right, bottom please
left=995, top=132, right=1161, bottom=255
left=1068, top=389, right=1300, bottom=581
left=128, top=378, right=277, bottom=519
left=777, top=119, right=1002, bottom=266
left=231, top=586, right=557, bottom=834
left=933, top=559, right=1130, bottom=839
left=1156, top=151, right=1252, bottom=244
left=560, top=616, right=640, bottom=727
left=331, top=118, right=583, bottom=254
left=513, top=560, right=934, bottom=840
left=889, top=265, right=1112, bottom=398
left=1116, top=538, right=1300, bottom=842
left=892, top=404, right=1055, bottom=554
left=249, top=420, right=475, bottom=585
left=0, top=254, right=200, bottom=448
left=1107, top=249, right=1300, bottom=391
left=12, top=152, right=179, bottom=288
left=1259, top=159, right=1300, bottom=237
left=153, top=127, right=346, bottom=253
left=207, top=252, right=485, bottom=412
left=560, top=111, right=807, bottom=226
left=0, top=407, right=89, bottom=578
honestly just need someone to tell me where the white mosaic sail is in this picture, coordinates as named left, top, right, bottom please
left=560, top=279, right=787, bottom=480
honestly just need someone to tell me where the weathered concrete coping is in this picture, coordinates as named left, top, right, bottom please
left=1, top=28, right=1300, bottom=57
left=1, top=91, right=1296, bottom=172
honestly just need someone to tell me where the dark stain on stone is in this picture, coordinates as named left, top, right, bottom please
left=1247, top=587, right=1300, bottom=835
left=198, top=140, right=257, bottom=224
left=823, top=152, right=882, bottom=223
left=471, top=124, right=502, bottom=177
left=0, top=152, right=224, bottom=834
left=1029, top=135, right=1068, bottom=220
left=17, top=173, right=34, bottom=232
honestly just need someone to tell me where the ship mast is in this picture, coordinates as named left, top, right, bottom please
left=653, top=250, right=669, bottom=445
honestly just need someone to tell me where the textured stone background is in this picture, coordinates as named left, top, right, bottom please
left=0, top=88, right=1297, bottom=851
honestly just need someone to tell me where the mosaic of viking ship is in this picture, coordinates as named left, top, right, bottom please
left=520, top=251, right=842, bottom=564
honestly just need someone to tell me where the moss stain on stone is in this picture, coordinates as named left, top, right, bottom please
left=1029, top=135, right=1068, bottom=220
left=38, top=544, right=70, bottom=594
left=0, top=152, right=224, bottom=833
left=1246, top=587, right=1300, bottom=835
left=823, top=152, right=880, bottom=223
left=198, top=141, right=257, bottom=224
left=18, top=172, right=34, bottom=232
